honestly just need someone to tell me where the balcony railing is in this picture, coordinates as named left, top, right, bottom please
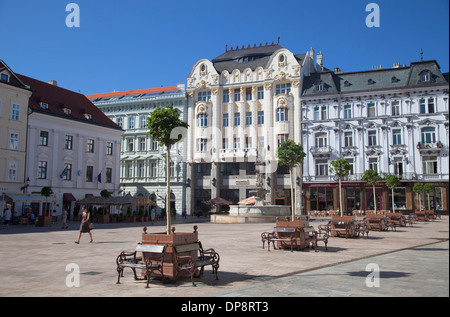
left=310, top=146, right=332, bottom=156
left=220, top=148, right=257, bottom=160
left=417, top=141, right=443, bottom=152
left=303, top=172, right=449, bottom=182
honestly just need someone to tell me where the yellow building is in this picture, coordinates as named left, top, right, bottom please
left=0, top=60, right=32, bottom=212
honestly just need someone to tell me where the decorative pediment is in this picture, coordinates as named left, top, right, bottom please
left=311, top=124, right=331, bottom=132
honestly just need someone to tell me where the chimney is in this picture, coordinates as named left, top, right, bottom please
left=334, top=67, right=343, bottom=74
left=177, top=83, right=186, bottom=91
left=47, top=80, right=58, bottom=86
left=317, top=51, right=323, bottom=67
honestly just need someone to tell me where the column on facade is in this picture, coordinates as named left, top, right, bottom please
left=263, top=82, right=275, bottom=204
left=186, top=92, right=195, bottom=214
left=211, top=88, right=220, bottom=200
left=292, top=80, right=302, bottom=214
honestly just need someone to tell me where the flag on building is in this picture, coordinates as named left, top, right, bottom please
left=60, top=166, right=67, bottom=179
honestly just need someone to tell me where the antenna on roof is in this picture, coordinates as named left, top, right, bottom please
left=277, top=36, right=280, bottom=44
left=420, top=48, right=423, bottom=61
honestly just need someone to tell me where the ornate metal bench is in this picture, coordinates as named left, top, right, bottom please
left=303, top=226, right=329, bottom=252
left=116, top=244, right=166, bottom=288
left=364, top=214, right=388, bottom=231
left=173, top=242, right=220, bottom=286
left=265, top=227, right=299, bottom=252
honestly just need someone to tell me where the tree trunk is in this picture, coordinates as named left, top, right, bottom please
left=373, top=185, right=377, bottom=213
left=392, top=188, right=395, bottom=213
left=339, top=177, right=343, bottom=216
left=290, top=168, right=295, bottom=220
left=166, top=148, right=171, bottom=235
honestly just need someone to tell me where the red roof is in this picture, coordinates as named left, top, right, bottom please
left=17, top=74, right=122, bottom=131
left=86, top=86, right=180, bottom=99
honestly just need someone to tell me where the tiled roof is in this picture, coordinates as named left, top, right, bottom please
left=301, top=60, right=449, bottom=96
left=17, top=74, right=122, bottom=131
left=86, top=86, right=180, bottom=100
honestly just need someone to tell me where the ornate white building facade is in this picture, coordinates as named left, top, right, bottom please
left=301, top=60, right=449, bottom=214
left=88, top=85, right=188, bottom=215
left=185, top=42, right=319, bottom=214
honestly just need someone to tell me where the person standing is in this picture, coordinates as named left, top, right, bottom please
left=75, top=207, right=93, bottom=244
left=3, top=207, right=12, bottom=228
left=62, top=207, right=69, bottom=229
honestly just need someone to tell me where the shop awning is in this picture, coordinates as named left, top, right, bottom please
left=3, top=194, right=57, bottom=203
left=63, top=193, right=76, bottom=201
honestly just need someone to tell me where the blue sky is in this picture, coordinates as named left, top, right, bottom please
left=1, top=0, right=448, bottom=95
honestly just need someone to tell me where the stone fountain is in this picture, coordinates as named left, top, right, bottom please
left=211, top=161, right=291, bottom=223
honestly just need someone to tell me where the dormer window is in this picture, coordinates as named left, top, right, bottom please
left=40, top=102, right=49, bottom=110
left=1, top=73, right=9, bottom=82
left=63, top=107, right=72, bottom=115
left=368, top=79, right=375, bottom=85
left=391, top=76, right=399, bottom=83
left=344, top=81, right=350, bottom=87
left=84, top=113, right=92, bottom=120
left=421, top=71, right=430, bottom=82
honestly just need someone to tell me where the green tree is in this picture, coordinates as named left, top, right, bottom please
left=146, top=105, right=189, bottom=234
left=413, top=183, right=424, bottom=211
left=40, top=186, right=53, bottom=220
left=422, top=183, right=434, bottom=210
left=362, top=169, right=381, bottom=213
left=329, top=158, right=352, bottom=216
left=277, top=139, right=306, bottom=219
left=385, top=174, right=400, bottom=213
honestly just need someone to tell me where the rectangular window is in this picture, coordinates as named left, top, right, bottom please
left=422, top=156, right=438, bottom=174
left=234, top=112, right=240, bottom=126
left=86, top=166, right=93, bottom=182
left=140, top=116, right=146, bottom=128
left=222, top=138, right=228, bottom=149
left=106, top=142, right=113, bottom=155
left=150, top=162, right=157, bottom=177
left=63, top=163, right=72, bottom=181
left=257, top=86, right=264, bottom=99
left=276, top=108, right=287, bottom=122
left=117, top=118, right=123, bottom=127
left=233, top=137, right=240, bottom=149
left=198, top=91, right=211, bottom=102
left=245, top=88, right=252, bottom=101
left=197, top=114, right=207, bottom=127
left=345, top=158, right=354, bottom=175
left=65, top=135, right=73, bottom=150
left=245, top=137, right=252, bottom=148
left=369, top=158, right=378, bottom=172
left=9, top=132, right=19, bottom=150
left=106, top=168, right=112, bottom=183
left=420, top=99, right=426, bottom=114
left=234, top=89, right=240, bottom=102
left=314, top=106, right=320, bottom=120
left=427, top=98, right=435, bottom=113
left=11, top=104, right=20, bottom=121
left=277, top=134, right=288, bottom=147
left=344, top=131, right=353, bottom=147
left=367, top=103, right=376, bottom=117
left=197, top=138, right=207, bottom=152
left=138, top=161, right=145, bottom=177
left=8, top=162, right=17, bottom=181
left=321, top=106, right=327, bottom=120
left=128, top=117, right=135, bottom=129
left=246, top=111, right=252, bottom=125
left=344, top=104, right=352, bottom=119
left=315, top=159, right=328, bottom=176
left=38, top=161, right=48, bottom=179
left=39, top=131, right=49, bottom=146
left=275, top=83, right=291, bottom=95
left=392, top=101, right=400, bottom=116
left=138, top=137, right=146, bottom=151
left=368, top=130, right=377, bottom=146
left=87, top=139, right=95, bottom=153
left=223, top=90, right=229, bottom=103
left=223, top=113, right=229, bottom=127
left=392, top=129, right=402, bottom=145
left=127, top=138, right=134, bottom=152
left=258, top=136, right=264, bottom=149
left=257, top=111, right=264, bottom=125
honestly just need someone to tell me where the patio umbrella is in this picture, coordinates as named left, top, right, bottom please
left=238, top=196, right=257, bottom=205
left=204, top=197, right=232, bottom=205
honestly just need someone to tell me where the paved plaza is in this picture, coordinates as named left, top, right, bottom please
left=0, top=216, right=448, bottom=298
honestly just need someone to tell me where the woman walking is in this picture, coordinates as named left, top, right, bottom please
left=75, top=207, right=93, bottom=244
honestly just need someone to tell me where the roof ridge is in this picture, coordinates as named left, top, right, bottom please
left=86, top=86, right=180, bottom=99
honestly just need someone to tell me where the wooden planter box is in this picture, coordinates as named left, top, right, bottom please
left=141, top=226, right=199, bottom=280
left=97, top=214, right=110, bottom=223
left=275, top=216, right=309, bottom=250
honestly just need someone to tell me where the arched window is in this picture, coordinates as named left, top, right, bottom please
left=276, top=107, right=288, bottom=121
left=197, top=113, right=207, bottom=127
